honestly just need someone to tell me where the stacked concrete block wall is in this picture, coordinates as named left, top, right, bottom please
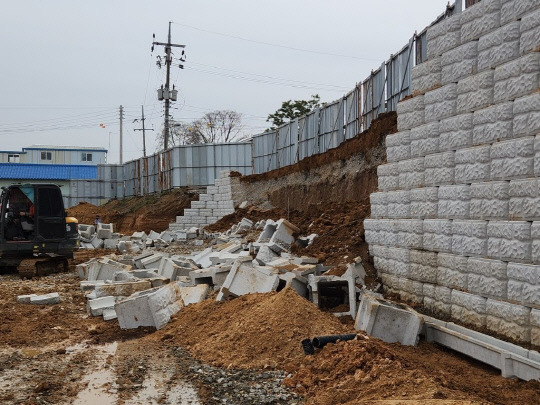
left=367, top=0, right=540, bottom=345
left=170, top=171, right=241, bottom=230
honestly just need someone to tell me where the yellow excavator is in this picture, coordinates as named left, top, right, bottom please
left=0, top=184, right=79, bottom=278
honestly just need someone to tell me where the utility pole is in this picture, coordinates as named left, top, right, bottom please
left=152, top=22, right=186, bottom=150
left=119, top=105, right=124, bottom=164
left=134, top=105, right=154, bottom=157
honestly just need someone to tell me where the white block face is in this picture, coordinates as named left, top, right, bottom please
left=461, top=0, right=501, bottom=43
left=397, top=96, right=425, bottom=131
left=490, top=137, right=535, bottom=180
left=410, top=123, right=440, bottom=158
left=513, top=93, right=540, bottom=138
left=457, top=71, right=495, bottom=114
left=478, top=21, right=521, bottom=70
left=442, top=41, right=479, bottom=85
left=425, top=84, right=458, bottom=123
left=438, top=185, right=471, bottom=219
left=520, top=8, right=540, bottom=55
left=455, top=145, right=491, bottom=184
left=427, top=14, right=462, bottom=59
left=439, top=113, right=473, bottom=152
left=494, top=53, right=540, bottom=103
left=473, top=102, right=513, bottom=146
left=411, top=57, right=442, bottom=95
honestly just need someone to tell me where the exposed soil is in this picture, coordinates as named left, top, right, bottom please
left=67, top=187, right=199, bottom=234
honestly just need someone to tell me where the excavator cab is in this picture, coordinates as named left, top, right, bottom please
left=0, top=184, right=79, bottom=277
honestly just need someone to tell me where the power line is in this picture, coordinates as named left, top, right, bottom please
left=175, top=22, right=381, bottom=62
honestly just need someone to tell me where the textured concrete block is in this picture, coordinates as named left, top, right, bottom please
left=411, top=57, right=442, bottom=95
left=467, top=257, right=508, bottom=299
left=425, top=84, right=458, bottom=122
left=377, top=163, right=399, bottom=191
left=439, top=113, right=473, bottom=152
left=438, top=185, right=471, bottom=219
left=427, top=14, right=462, bottom=59
left=532, top=309, right=540, bottom=346
left=370, top=191, right=388, bottom=219
left=457, top=71, right=495, bottom=113
left=532, top=222, right=540, bottom=263
left=397, top=158, right=424, bottom=189
left=382, top=247, right=411, bottom=277
left=29, top=292, right=61, bottom=305
left=442, top=41, right=478, bottom=84
left=520, top=7, right=540, bottom=54
left=409, top=249, right=438, bottom=284
left=513, top=93, right=540, bottom=138
left=386, top=131, right=411, bottom=163
left=488, top=221, right=532, bottom=261
left=491, top=137, right=535, bottom=180
left=461, top=0, right=501, bottom=43
left=386, top=190, right=411, bottom=219
left=355, top=293, right=423, bottom=346
left=472, top=102, right=514, bottom=145
left=424, top=151, right=455, bottom=186
left=494, top=52, right=540, bottom=102
left=452, top=220, right=488, bottom=257
left=507, top=262, right=540, bottom=306
left=486, top=299, right=531, bottom=342
left=397, top=219, right=423, bottom=249
left=536, top=135, right=540, bottom=177
left=455, top=145, right=491, bottom=183
left=509, top=178, right=540, bottom=220
left=410, top=187, right=438, bottom=219
left=423, top=219, right=453, bottom=253
left=478, top=21, right=521, bottom=70
left=409, top=122, right=439, bottom=158
left=438, top=253, right=468, bottom=290
left=470, top=181, right=510, bottom=220
left=397, top=96, right=425, bottom=131
left=451, top=290, right=487, bottom=326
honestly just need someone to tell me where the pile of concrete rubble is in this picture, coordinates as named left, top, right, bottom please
left=75, top=217, right=424, bottom=345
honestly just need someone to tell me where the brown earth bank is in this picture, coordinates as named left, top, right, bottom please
left=67, top=187, right=199, bottom=234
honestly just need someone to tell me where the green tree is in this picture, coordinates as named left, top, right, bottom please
left=266, top=94, right=320, bottom=130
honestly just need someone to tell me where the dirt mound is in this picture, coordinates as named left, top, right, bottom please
left=242, top=111, right=396, bottom=183
left=67, top=188, right=198, bottom=234
left=154, top=288, right=351, bottom=370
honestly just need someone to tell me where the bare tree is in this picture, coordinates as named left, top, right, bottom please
left=156, top=110, right=245, bottom=150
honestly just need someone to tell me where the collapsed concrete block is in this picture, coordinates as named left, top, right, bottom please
left=117, top=240, right=140, bottom=254
left=133, top=252, right=154, bottom=269
left=88, top=296, right=115, bottom=316
left=191, top=247, right=213, bottom=268
left=103, top=239, right=118, bottom=249
left=255, top=220, right=277, bottom=244
left=159, top=258, right=192, bottom=281
left=308, top=274, right=357, bottom=318
left=355, top=293, right=423, bottom=346
left=116, top=283, right=188, bottom=330
left=17, top=294, right=38, bottom=303
left=78, top=224, right=95, bottom=240
left=190, top=265, right=232, bottom=288
left=345, top=258, right=366, bottom=285
left=96, top=223, right=114, bottom=239
left=131, top=231, right=148, bottom=241
left=148, top=230, right=161, bottom=240
left=140, top=253, right=168, bottom=270
left=90, top=235, right=104, bottom=249
left=87, top=259, right=132, bottom=282
left=279, top=272, right=308, bottom=297
left=209, top=250, right=250, bottom=266
left=178, top=283, right=211, bottom=306
left=268, top=219, right=299, bottom=252
left=159, top=231, right=174, bottom=243
left=102, top=308, right=117, bottom=321
left=239, top=218, right=253, bottom=230
left=255, top=245, right=279, bottom=265
left=77, top=258, right=99, bottom=279
left=216, top=258, right=280, bottom=301
left=93, top=280, right=152, bottom=298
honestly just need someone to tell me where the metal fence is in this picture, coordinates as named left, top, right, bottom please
left=65, top=1, right=467, bottom=205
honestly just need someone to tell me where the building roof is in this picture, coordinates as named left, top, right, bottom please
left=25, top=145, right=107, bottom=152
left=0, top=163, right=98, bottom=180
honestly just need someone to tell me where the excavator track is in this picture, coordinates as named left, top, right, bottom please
left=18, top=257, right=69, bottom=279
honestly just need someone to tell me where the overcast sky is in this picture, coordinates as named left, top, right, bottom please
left=0, top=0, right=451, bottom=164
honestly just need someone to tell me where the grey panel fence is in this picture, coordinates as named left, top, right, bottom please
left=66, top=1, right=465, bottom=205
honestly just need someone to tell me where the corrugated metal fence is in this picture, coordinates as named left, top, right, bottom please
left=67, top=1, right=468, bottom=206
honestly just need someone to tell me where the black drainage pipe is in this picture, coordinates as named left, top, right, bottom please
left=301, top=338, right=315, bottom=355
left=312, top=333, right=357, bottom=349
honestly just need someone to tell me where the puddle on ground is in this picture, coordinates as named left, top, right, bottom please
left=73, top=342, right=201, bottom=405
left=73, top=342, right=117, bottom=405
left=125, top=368, right=201, bottom=405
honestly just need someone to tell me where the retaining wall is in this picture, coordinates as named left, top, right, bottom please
left=366, top=0, right=540, bottom=345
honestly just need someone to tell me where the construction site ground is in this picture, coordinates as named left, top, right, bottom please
left=2, top=113, right=540, bottom=404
